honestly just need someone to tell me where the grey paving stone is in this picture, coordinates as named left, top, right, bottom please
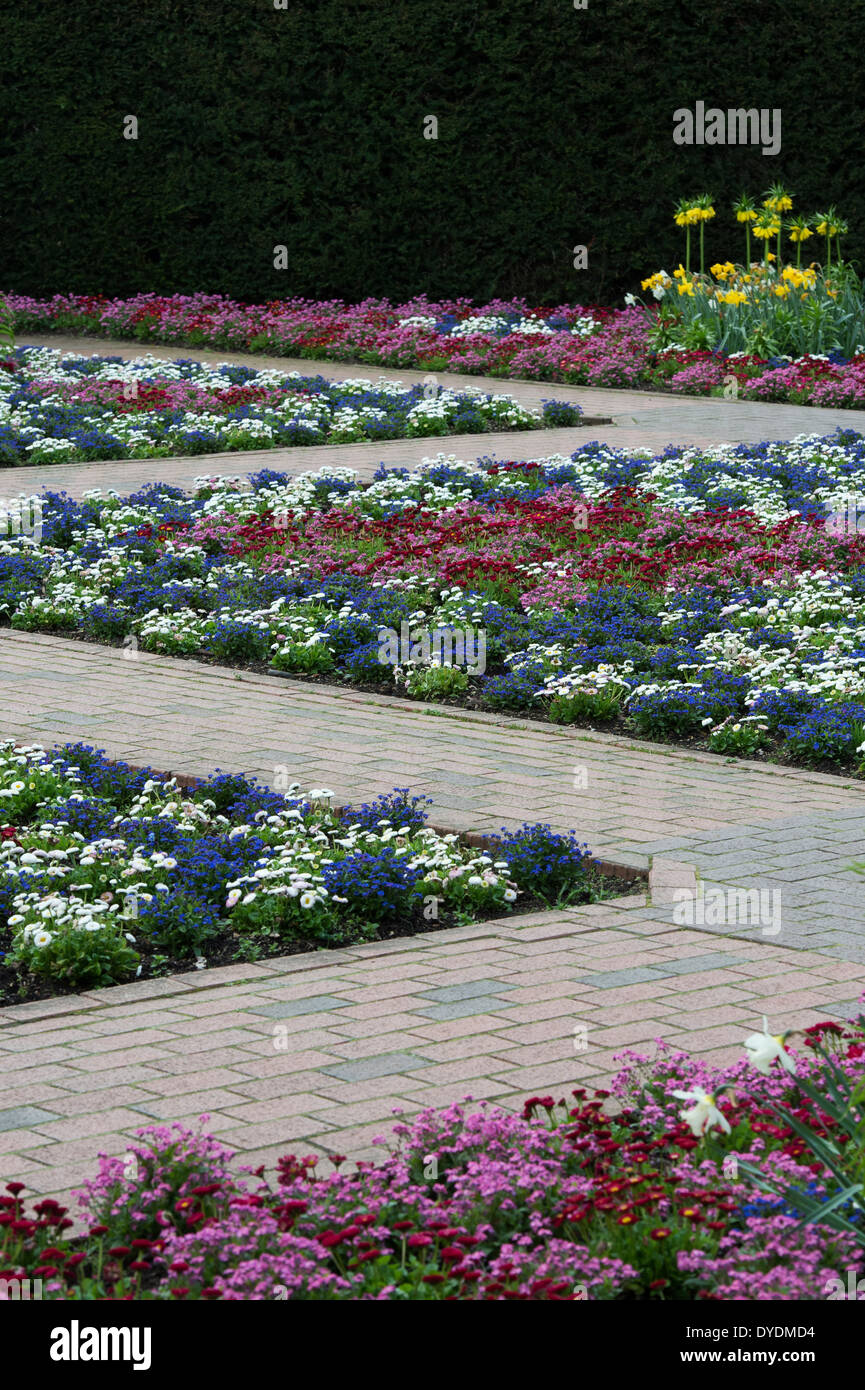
left=0, top=1105, right=61, bottom=1132
left=658, top=953, right=749, bottom=976
left=821, top=999, right=864, bottom=1019
left=574, top=966, right=665, bottom=989
left=320, top=1052, right=434, bottom=1082
left=244, top=995, right=352, bottom=1019
left=419, top=980, right=516, bottom=1003
left=416, top=996, right=516, bottom=1021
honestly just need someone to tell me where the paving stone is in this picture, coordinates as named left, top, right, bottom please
left=0, top=1105, right=61, bottom=1132
left=574, top=966, right=666, bottom=989
left=820, top=999, right=864, bottom=1019
left=319, top=1052, right=434, bottom=1082
left=243, top=995, right=352, bottom=1019
left=415, top=997, right=516, bottom=1021
left=418, top=979, right=516, bottom=1003
left=657, top=953, right=749, bottom=976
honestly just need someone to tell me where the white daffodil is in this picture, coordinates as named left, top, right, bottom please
left=743, top=1016, right=797, bottom=1075
left=671, top=1086, right=732, bottom=1137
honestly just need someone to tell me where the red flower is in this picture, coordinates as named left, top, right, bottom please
left=318, top=1231, right=343, bottom=1248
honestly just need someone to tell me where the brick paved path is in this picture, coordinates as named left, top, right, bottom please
left=3, top=332, right=863, bottom=498
left=1, top=336, right=864, bottom=1214
left=3, top=903, right=864, bottom=1214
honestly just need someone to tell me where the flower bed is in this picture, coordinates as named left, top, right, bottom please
left=0, top=741, right=625, bottom=1004
left=7, top=432, right=865, bottom=773
left=0, top=348, right=570, bottom=467
left=8, top=291, right=865, bottom=408
left=2, top=1013, right=862, bottom=1300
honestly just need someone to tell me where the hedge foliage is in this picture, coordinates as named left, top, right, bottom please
left=1, top=0, right=863, bottom=305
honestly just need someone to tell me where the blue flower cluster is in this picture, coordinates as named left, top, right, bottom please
left=0, top=743, right=603, bottom=998
left=0, top=350, right=544, bottom=465
left=7, top=429, right=865, bottom=773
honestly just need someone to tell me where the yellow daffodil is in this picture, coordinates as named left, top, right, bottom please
left=733, top=194, right=758, bottom=263
left=814, top=207, right=848, bottom=270
left=690, top=194, right=716, bottom=276
left=763, top=182, right=794, bottom=214
left=674, top=200, right=702, bottom=271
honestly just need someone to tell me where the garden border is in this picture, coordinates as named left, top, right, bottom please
left=0, top=750, right=647, bottom=1026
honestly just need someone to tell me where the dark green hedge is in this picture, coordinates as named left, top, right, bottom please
left=1, top=0, right=863, bottom=305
